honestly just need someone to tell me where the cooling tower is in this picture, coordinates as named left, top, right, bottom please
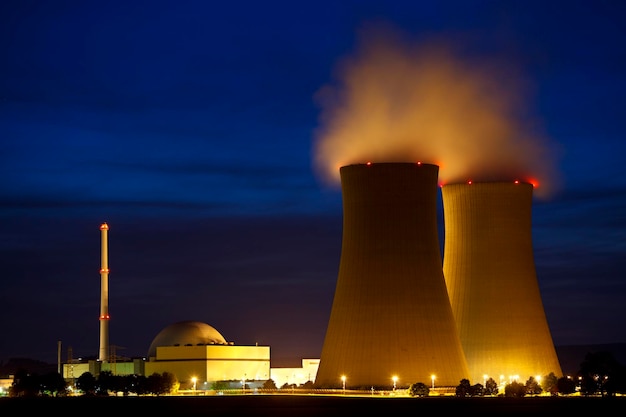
left=442, top=182, right=562, bottom=384
left=315, top=162, right=470, bottom=389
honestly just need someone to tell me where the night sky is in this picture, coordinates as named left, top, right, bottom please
left=1, top=1, right=625, bottom=367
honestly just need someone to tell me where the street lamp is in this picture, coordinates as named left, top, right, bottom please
left=483, top=374, right=487, bottom=387
left=431, top=374, right=435, bottom=389
left=341, top=375, right=346, bottom=394
left=191, top=377, right=197, bottom=394
left=392, top=376, right=398, bottom=392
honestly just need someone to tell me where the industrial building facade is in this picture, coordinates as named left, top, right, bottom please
left=72, top=171, right=563, bottom=393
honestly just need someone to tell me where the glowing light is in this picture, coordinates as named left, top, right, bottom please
left=514, top=180, right=519, bottom=184
left=99, top=314, right=110, bottom=320
left=431, top=374, right=435, bottom=389
left=392, top=375, right=398, bottom=391
left=341, top=375, right=346, bottom=393
left=467, top=180, right=472, bottom=185
left=100, top=223, right=109, bottom=230
left=366, top=161, right=372, bottom=166
left=100, top=268, right=109, bottom=273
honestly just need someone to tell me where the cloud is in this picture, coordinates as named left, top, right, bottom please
left=313, top=24, right=561, bottom=198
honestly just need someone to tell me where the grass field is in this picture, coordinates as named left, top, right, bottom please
left=1, top=394, right=623, bottom=416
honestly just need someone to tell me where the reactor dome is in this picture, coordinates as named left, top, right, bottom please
left=147, top=320, right=228, bottom=358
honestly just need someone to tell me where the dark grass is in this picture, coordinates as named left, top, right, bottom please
left=0, top=395, right=623, bottom=416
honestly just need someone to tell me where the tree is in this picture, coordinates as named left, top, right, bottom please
left=160, top=372, right=177, bottom=394
left=263, top=379, right=277, bottom=390
left=504, top=381, right=526, bottom=397
left=9, top=369, right=40, bottom=397
left=96, top=370, right=115, bottom=395
left=281, top=382, right=296, bottom=390
left=469, top=383, right=484, bottom=397
left=579, top=351, right=622, bottom=397
left=76, top=372, right=97, bottom=396
left=408, top=382, right=429, bottom=397
left=211, top=380, right=230, bottom=392
left=132, top=375, right=149, bottom=395
left=542, top=372, right=559, bottom=395
left=525, top=376, right=542, bottom=396
left=455, top=379, right=471, bottom=397
left=40, top=371, right=67, bottom=396
left=146, top=372, right=176, bottom=395
left=484, top=377, right=499, bottom=396
left=300, top=380, right=314, bottom=389
left=556, top=376, right=577, bottom=395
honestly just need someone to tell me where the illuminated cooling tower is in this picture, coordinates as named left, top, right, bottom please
left=442, top=182, right=562, bottom=384
left=315, top=162, right=470, bottom=389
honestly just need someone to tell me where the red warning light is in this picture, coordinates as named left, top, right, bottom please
left=467, top=180, right=472, bottom=185
left=527, top=178, right=539, bottom=188
left=366, top=161, right=372, bottom=166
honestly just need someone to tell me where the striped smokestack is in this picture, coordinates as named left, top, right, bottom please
left=98, top=222, right=110, bottom=362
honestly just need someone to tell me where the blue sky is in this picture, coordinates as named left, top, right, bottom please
left=1, top=0, right=625, bottom=367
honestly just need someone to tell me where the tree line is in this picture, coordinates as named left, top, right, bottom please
left=6, top=350, right=626, bottom=397
left=408, top=351, right=626, bottom=397
left=8, top=370, right=176, bottom=397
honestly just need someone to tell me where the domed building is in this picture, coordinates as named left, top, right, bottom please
left=146, top=321, right=229, bottom=359
left=62, top=319, right=317, bottom=391
left=144, top=320, right=270, bottom=390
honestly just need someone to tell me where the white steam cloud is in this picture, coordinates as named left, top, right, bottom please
left=313, top=25, right=561, bottom=198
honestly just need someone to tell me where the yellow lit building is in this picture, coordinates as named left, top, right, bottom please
left=143, top=321, right=270, bottom=389
left=63, top=321, right=321, bottom=391
left=270, top=359, right=320, bottom=388
left=146, top=344, right=270, bottom=389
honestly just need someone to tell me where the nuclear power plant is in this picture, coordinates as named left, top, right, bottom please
left=315, top=162, right=471, bottom=388
left=315, top=163, right=561, bottom=389
left=64, top=223, right=315, bottom=390
left=441, top=181, right=562, bottom=384
left=65, top=167, right=562, bottom=392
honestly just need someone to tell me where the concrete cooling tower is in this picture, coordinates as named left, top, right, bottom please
left=315, top=162, right=470, bottom=389
left=442, top=182, right=562, bottom=384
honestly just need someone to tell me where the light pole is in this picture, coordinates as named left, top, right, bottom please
left=483, top=374, right=488, bottom=387
left=341, top=375, right=346, bottom=395
left=392, top=376, right=398, bottom=392
left=431, top=374, right=435, bottom=390
left=191, top=377, right=197, bottom=394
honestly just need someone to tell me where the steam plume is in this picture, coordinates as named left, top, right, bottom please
left=313, top=25, right=561, bottom=198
